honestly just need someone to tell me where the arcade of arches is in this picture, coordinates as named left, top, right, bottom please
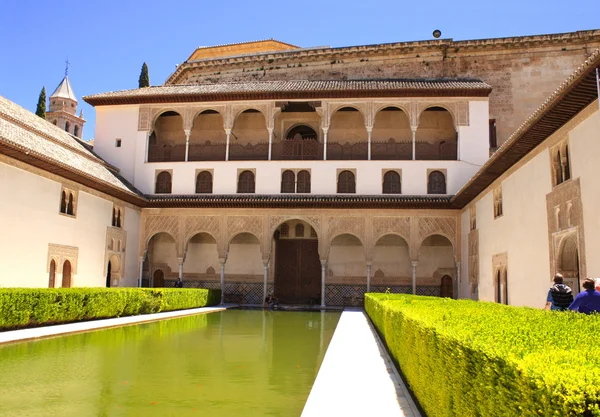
left=145, top=100, right=462, bottom=162
left=140, top=209, right=460, bottom=306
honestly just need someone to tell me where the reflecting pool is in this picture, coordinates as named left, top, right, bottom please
left=0, top=309, right=341, bottom=417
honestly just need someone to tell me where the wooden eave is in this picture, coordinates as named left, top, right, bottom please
left=451, top=56, right=600, bottom=209
left=84, top=87, right=492, bottom=107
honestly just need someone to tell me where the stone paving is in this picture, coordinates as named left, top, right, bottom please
left=302, top=309, right=421, bottom=417
left=0, top=305, right=226, bottom=345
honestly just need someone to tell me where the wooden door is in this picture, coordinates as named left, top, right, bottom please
left=275, top=239, right=321, bottom=304
left=62, top=260, right=72, bottom=288
left=153, top=269, right=165, bottom=287
left=440, top=275, right=453, bottom=298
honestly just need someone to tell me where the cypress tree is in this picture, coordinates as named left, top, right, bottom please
left=35, top=86, right=46, bottom=119
left=139, top=62, right=150, bottom=88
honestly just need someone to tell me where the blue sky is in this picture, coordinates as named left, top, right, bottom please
left=0, top=0, right=597, bottom=140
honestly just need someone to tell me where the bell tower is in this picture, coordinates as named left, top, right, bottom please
left=46, top=62, right=86, bottom=138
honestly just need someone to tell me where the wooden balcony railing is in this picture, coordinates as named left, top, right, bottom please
left=147, top=138, right=458, bottom=162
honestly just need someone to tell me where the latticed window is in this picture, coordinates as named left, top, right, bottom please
left=382, top=171, right=401, bottom=194
left=564, top=145, right=571, bottom=181
left=60, top=189, right=76, bottom=215
left=60, top=190, right=67, bottom=213
left=280, top=223, right=289, bottom=237
left=237, top=170, right=255, bottom=193
left=337, top=170, right=356, bottom=193
left=295, top=223, right=305, bottom=238
left=281, top=170, right=295, bottom=193
left=297, top=170, right=311, bottom=193
left=196, top=171, right=213, bottom=193
left=310, top=227, right=317, bottom=238
left=112, top=207, right=123, bottom=227
left=427, top=171, right=446, bottom=194
left=155, top=171, right=172, bottom=194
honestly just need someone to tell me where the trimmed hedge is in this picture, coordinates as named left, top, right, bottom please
left=0, top=288, right=221, bottom=331
left=365, top=293, right=600, bottom=417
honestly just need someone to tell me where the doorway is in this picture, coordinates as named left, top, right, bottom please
left=106, top=261, right=112, bottom=287
left=440, top=275, right=453, bottom=298
left=153, top=269, right=165, bottom=287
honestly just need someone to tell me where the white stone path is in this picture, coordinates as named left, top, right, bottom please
left=302, top=309, right=421, bottom=417
left=0, top=306, right=226, bottom=344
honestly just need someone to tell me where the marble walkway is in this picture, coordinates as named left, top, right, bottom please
left=302, top=309, right=422, bottom=417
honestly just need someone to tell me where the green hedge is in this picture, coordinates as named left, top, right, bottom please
left=0, top=288, right=221, bottom=331
left=365, top=293, right=600, bottom=417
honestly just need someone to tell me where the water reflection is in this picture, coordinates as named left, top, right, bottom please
left=0, top=309, right=340, bottom=417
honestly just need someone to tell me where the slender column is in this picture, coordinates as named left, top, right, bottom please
left=366, top=262, right=372, bottom=293
left=225, top=129, right=231, bottom=161
left=411, top=127, right=417, bottom=161
left=322, top=127, right=329, bottom=161
left=366, top=127, right=373, bottom=161
left=263, top=260, right=269, bottom=302
left=219, top=258, right=226, bottom=305
left=320, top=260, right=327, bottom=308
left=267, top=128, right=273, bottom=161
left=144, top=131, right=150, bottom=163
left=411, top=261, right=418, bottom=295
left=456, top=127, right=461, bottom=161
left=184, top=130, right=191, bottom=162
left=456, top=261, right=461, bottom=299
left=177, top=257, right=184, bottom=282
left=138, top=256, right=145, bottom=288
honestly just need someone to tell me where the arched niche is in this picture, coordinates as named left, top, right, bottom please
left=146, top=232, right=178, bottom=281
left=328, top=233, right=366, bottom=285
left=148, top=111, right=186, bottom=162
left=372, top=234, right=411, bottom=285
left=226, top=232, right=263, bottom=276
left=416, top=234, right=455, bottom=290
left=184, top=232, right=219, bottom=277
left=415, top=107, right=457, bottom=160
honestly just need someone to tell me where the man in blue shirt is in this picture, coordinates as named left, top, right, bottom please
left=569, top=278, right=600, bottom=314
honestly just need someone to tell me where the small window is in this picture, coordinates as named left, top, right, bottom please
left=196, top=171, right=213, bottom=193
left=65, top=121, right=70, bottom=133
left=297, top=170, right=311, bottom=193
left=281, top=170, right=295, bottom=193
left=382, top=171, right=401, bottom=194
left=280, top=223, right=289, bottom=237
left=494, top=187, right=503, bottom=219
left=73, top=125, right=79, bottom=137
left=59, top=188, right=76, bottom=216
left=564, top=145, right=571, bottom=181
left=115, top=138, right=122, bottom=148
left=427, top=171, right=446, bottom=194
left=237, top=170, right=255, bottom=193
left=337, top=170, right=356, bottom=194
left=489, top=119, right=497, bottom=148
left=295, top=223, right=305, bottom=238
left=52, top=120, right=57, bottom=125
left=155, top=171, right=172, bottom=194
left=112, top=206, right=123, bottom=228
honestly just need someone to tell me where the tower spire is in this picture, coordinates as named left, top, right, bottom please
left=65, top=58, right=70, bottom=77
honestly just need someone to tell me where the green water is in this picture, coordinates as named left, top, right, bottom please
left=0, top=309, right=340, bottom=417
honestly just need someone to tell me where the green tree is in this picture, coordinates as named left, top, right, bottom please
left=35, top=86, right=46, bottom=119
left=138, top=62, right=150, bottom=88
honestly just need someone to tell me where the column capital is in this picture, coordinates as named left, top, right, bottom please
left=320, top=259, right=328, bottom=267
left=410, top=125, right=418, bottom=133
left=366, top=261, right=372, bottom=267
left=411, top=260, right=418, bottom=267
left=262, top=258, right=270, bottom=267
left=184, top=129, right=191, bottom=137
left=177, top=257, right=184, bottom=265
left=219, top=257, right=227, bottom=265
left=224, top=128, right=232, bottom=135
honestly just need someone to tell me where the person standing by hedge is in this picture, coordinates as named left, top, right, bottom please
left=569, top=278, right=600, bottom=314
left=545, top=273, right=574, bottom=311
left=175, top=278, right=183, bottom=288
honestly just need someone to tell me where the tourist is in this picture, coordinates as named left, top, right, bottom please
left=264, top=296, right=270, bottom=308
left=595, top=278, right=600, bottom=292
left=175, top=278, right=183, bottom=288
left=568, top=278, right=600, bottom=314
left=544, top=273, right=573, bottom=311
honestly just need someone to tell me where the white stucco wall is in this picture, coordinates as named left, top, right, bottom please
left=0, top=161, right=140, bottom=288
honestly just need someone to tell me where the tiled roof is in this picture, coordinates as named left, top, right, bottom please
left=451, top=48, right=600, bottom=208
left=84, top=79, right=492, bottom=105
left=147, top=194, right=453, bottom=209
left=50, top=76, right=77, bottom=101
left=0, top=95, right=143, bottom=201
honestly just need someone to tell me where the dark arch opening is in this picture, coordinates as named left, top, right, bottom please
left=106, top=261, right=112, bottom=288
left=286, top=125, right=318, bottom=141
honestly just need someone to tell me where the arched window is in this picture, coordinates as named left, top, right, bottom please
left=116, top=209, right=122, bottom=227
left=280, top=223, right=289, bottom=237
left=60, top=190, right=67, bottom=213
left=281, top=170, right=296, bottom=193
left=297, top=170, right=311, bottom=193
left=564, top=145, right=571, bottom=181
left=295, top=223, right=305, bottom=238
left=48, top=259, right=56, bottom=288
left=196, top=171, right=213, bottom=193
left=428, top=171, right=446, bottom=194
left=382, top=171, right=401, bottom=194
left=67, top=193, right=74, bottom=215
left=112, top=208, right=117, bottom=226
left=337, top=170, right=356, bottom=193
left=73, top=125, right=79, bottom=137
left=52, top=120, right=57, bottom=125
left=62, top=260, right=72, bottom=288
left=237, top=170, right=255, bottom=193
left=556, top=150, right=564, bottom=185
left=65, top=121, right=70, bottom=133
left=155, top=171, right=172, bottom=194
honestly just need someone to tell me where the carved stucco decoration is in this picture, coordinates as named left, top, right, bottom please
left=416, top=100, right=469, bottom=127
left=138, top=107, right=151, bottom=131
left=372, top=216, right=411, bottom=244
left=327, top=216, right=366, bottom=245
left=227, top=215, right=264, bottom=246
left=372, top=101, right=414, bottom=126
left=316, top=104, right=329, bottom=130
left=468, top=230, right=479, bottom=285
left=145, top=215, right=180, bottom=246
left=185, top=216, right=220, bottom=243
left=326, top=102, right=370, bottom=128
left=268, top=215, right=321, bottom=237
left=47, top=244, right=79, bottom=274
left=417, top=216, right=457, bottom=250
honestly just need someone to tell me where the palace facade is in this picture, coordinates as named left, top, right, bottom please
left=1, top=31, right=599, bottom=308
